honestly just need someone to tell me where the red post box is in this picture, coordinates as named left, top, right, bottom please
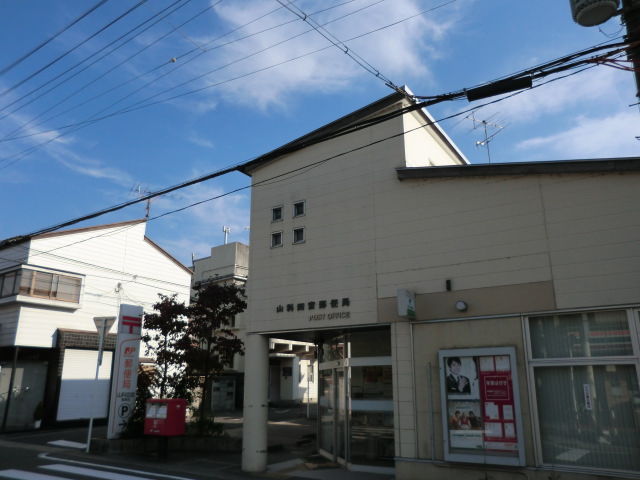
left=144, top=398, right=187, bottom=436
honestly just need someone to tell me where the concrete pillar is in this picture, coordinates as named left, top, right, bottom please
left=241, top=333, right=269, bottom=472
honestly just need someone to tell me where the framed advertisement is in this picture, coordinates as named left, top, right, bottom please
left=439, top=347, right=524, bottom=466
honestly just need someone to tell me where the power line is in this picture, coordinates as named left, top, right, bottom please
left=0, top=0, right=351, bottom=143
left=0, top=0, right=194, bottom=133
left=1, top=63, right=593, bottom=253
left=0, top=0, right=452, bottom=159
left=0, top=0, right=111, bottom=77
left=6, top=23, right=625, bottom=150
left=0, top=0, right=150, bottom=102
left=274, top=0, right=406, bottom=94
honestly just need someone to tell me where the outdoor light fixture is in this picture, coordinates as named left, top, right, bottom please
left=455, top=301, right=468, bottom=312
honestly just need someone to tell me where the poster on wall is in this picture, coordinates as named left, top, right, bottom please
left=439, top=347, right=524, bottom=466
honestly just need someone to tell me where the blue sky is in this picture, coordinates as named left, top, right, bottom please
left=1, top=0, right=637, bottom=266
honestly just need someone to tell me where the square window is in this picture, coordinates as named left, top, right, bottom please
left=293, top=227, right=305, bottom=244
left=271, top=231, right=283, bottom=248
left=293, top=201, right=305, bottom=217
left=272, top=206, right=283, bottom=222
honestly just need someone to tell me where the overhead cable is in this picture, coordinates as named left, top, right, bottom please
left=0, top=0, right=150, bottom=101
left=0, top=0, right=110, bottom=77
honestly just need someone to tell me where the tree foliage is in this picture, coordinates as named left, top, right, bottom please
left=186, top=281, right=246, bottom=433
left=142, top=294, right=193, bottom=400
left=134, top=282, right=246, bottom=436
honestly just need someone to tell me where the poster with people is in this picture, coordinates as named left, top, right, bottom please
left=440, top=348, right=524, bottom=466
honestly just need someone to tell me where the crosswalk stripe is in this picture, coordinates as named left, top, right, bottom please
left=40, top=465, right=151, bottom=480
left=0, top=470, right=67, bottom=480
left=47, top=441, right=86, bottom=450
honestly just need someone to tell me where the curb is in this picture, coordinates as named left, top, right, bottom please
left=89, top=435, right=243, bottom=455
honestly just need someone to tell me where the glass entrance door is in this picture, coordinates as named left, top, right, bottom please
left=318, top=330, right=395, bottom=473
left=319, top=366, right=347, bottom=464
left=319, top=362, right=394, bottom=469
left=349, top=365, right=394, bottom=466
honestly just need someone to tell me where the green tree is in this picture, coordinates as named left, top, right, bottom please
left=142, top=294, right=194, bottom=400
left=185, top=281, right=246, bottom=434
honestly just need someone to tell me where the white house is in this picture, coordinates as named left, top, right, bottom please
left=0, top=219, right=192, bottom=431
left=237, top=90, right=640, bottom=480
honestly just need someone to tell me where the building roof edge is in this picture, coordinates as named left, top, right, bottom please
left=396, top=157, right=640, bottom=180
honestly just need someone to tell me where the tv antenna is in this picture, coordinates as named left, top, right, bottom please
left=466, top=112, right=507, bottom=163
left=130, top=183, right=181, bottom=218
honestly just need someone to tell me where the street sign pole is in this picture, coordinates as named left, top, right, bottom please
left=86, top=316, right=116, bottom=453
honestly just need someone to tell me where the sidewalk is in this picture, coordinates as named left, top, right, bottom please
left=1, top=406, right=395, bottom=480
left=212, top=406, right=395, bottom=479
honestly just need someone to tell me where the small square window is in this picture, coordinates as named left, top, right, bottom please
left=293, top=227, right=305, bottom=244
left=271, top=231, right=283, bottom=248
left=272, top=206, right=283, bottom=222
left=293, top=201, right=305, bottom=217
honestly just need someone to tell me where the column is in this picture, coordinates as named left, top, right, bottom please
left=241, top=333, right=269, bottom=472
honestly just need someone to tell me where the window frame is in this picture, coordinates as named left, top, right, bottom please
left=0, top=267, right=82, bottom=304
left=293, top=227, right=305, bottom=244
left=524, top=307, right=640, bottom=474
left=293, top=200, right=306, bottom=218
left=271, top=231, right=283, bottom=248
left=271, top=205, right=283, bottom=222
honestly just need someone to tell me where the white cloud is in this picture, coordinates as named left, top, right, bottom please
left=187, top=132, right=215, bottom=149
left=152, top=178, right=251, bottom=263
left=0, top=86, right=135, bottom=186
left=516, top=110, right=639, bottom=159
left=49, top=148, right=135, bottom=186
left=179, top=0, right=463, bottom=109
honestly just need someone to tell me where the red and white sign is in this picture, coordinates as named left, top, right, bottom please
left=107, top=304, right=143, bottom=439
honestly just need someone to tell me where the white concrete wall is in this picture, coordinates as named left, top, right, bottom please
left=403, top=109, right=467, bottom=167
left=375, top=172, right=640, bottom=310
left=248, top=111, right=408, bottom=333
left=193, top=242, right=249, bottom=284
left=192, top=242, right=247, bottom=372
left=541, top=173, right=640, bottom=308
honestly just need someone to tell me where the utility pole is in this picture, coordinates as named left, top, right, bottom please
left=622, top=0, right=640, bottom=101
left=569, top=0, right=640, bottom=101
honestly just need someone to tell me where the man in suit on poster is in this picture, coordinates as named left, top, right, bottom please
left=446, top=356, right=471, bottom=394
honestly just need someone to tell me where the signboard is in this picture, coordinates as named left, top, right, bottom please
left=439, top=347, right=524, bottom=466
left=107, top=304, right=143, bottom=439
left=397, top=289, right=416, bottom=319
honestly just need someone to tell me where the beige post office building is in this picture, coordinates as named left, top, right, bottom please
left=238, top=91, right=640, bottom=480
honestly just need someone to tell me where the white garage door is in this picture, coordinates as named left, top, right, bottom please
left=57, top=349, right=113, bottom=421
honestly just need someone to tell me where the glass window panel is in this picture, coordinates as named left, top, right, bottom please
left=349, top=330, right=391, bottom=358
left=293, top=201, right=305, bottom=217
left=319, top=369, right=335, bottom=454
left=1, top=271, right=18, bottom=297
left=18, top=270, right=32, bottom=295
left=530, top=310, right=632, bottom=358
left=271, top=232, right=282, bottom=248
left=350, top=366, right=394, bottom=466
left=534, top=364, right=640, bottom=471
left=321, top=335, right=345, bottom=362
left=33, top=272, right=53, bottom=297
left=56, top=276, right=81, bottom=302
left=293, top=228, right=304, bottom=244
